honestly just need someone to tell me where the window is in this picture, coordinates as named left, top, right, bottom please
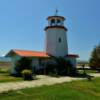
left=58, top=38, right=61, bottom=43
left=51, top=19, right=55, bottom=26
left=57, top=19, right=61, bottom=25
left=57, top=19, right=61, bottom=23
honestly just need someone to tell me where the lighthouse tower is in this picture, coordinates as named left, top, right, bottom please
left=44, top=11, right=68, bottom=57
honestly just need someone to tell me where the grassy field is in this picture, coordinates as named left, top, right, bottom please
left=0, top=77, right=100, bottom=100
left=0, top=68, right=22, bottom=82
left=78, top=69, right=98, bottom=74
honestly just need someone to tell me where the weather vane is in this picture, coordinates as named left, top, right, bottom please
left=55, top=8, right=58, bottom=16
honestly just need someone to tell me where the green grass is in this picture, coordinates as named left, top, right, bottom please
left=0, top=68, right=22, bottom=82
left=0, top=77, right=100, bottom=100
left=0, top=73, right=22, bottom=82
left=78, top=69, right=98, bottom=74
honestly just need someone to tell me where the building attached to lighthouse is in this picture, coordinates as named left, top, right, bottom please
left=5, top=12, right=79, bottom=74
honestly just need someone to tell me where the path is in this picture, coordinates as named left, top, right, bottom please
left=0, top=76, right=83, bottom=93
left=0, top=73, right=100, bottom=93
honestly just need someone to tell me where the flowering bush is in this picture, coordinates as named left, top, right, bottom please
left=22, top=69, right=33, bottom=80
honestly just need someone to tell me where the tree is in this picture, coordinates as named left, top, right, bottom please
left=15, top=57, right=32, bottom=76
left=45, top=56, right=77, bottom=76
left=53, top=57, right=72, bottom=75
left=89, top=44, right=100, bottom=71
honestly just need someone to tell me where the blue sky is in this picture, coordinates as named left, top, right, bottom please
left=0, top=0, right=100, bottom=61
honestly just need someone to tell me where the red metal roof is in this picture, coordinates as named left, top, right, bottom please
left=6, top=49, right=79, bottom=58
left=13, top=49, right=49, bottom=57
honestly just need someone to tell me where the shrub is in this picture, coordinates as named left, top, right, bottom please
left=45, top=62, right=58, bottom=77
left=21, top=69, right=33, bottom=80
left=15, top=57, right=33, bottom=76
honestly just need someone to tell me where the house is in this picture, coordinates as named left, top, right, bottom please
left=5, top=12, right=79, bottom=74
left=5, top=49, right=78, bottom=74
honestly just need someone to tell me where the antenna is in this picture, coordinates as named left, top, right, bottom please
left=55, top=8, right=58, bottom=16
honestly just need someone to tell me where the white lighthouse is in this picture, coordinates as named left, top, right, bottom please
left=44, top=11, right=68, bottom=57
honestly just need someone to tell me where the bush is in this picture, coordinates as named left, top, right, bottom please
left=45, top=62, right=57, bottom=74
left=22, top=69, right=33, bottom=80
left=15, top=57, right=32, bottom=76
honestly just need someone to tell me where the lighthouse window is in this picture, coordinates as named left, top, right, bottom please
left=57, top=19, right=60, bottom=23
left=58, top=38, right=61, bottom=43
left=57, top=19, right=61, bottom=25
left=51, top=19, right=55, bottom=26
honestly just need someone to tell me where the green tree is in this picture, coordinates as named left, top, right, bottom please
left=15, top=57, right=32, bottom=76
left=45, top=56, right=77, bottom=76
left=89, top=44, right=100, bottom=71
left=53, top=57, right=71, bottom=75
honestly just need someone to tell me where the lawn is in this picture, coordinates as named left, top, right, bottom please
left=78, top=69, right=98, bottom=74
left=0, top=77, right=100, bottom=100
left=0, top=68, right=22, bottom=82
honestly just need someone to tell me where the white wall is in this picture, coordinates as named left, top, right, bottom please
left=45, top=28, right=68, bottom=57
left=32, top=58, right=39, bottom=69
left=10, top=56, right=21, bottom=74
